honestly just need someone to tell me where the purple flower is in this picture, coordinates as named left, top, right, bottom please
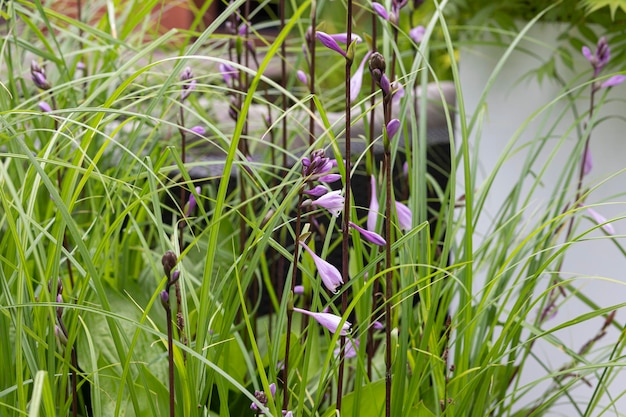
left=372, top=321, right=384, bottom=330
left=294, top=285, right=305, bottom=295
left=318, top=173, right=342, bottom=183
left=160, top=290, right=169, bottom=309
left=582, top=146, right=592, bottom=177
left=180, top=67, right=196, bottom=101
left=299, top=241, right=344, bottom=293
left=585, top=206, right=615, bottom=235
left=316, top=31, right=347, bottom=57
left=583, top=37, right=610, bottom=75
left=380, top=73, right=391, bottom=96
left=31, top=61, right=50, bottom=90
left=409, top=25, right=425, bottom=43
left=303, top=190, right=344, bottom=217
left=334, top=339, right=359, bottom=358
left=368, top=175, right=379, bottom=232
left=293, top=307, right=352, bottom=335
left=219, top=62, right=238, bottom=87
left=38, top=101, right=52, bottom=113
left=327, top=32, right=362, bottom=44
left=350, top=51, right=372, bottom=103
left=186, top=186, right=201, bottom=217
left=250, top=383, right=277, bottom=413
left=190, top=125, right=206, bottom=136
left=303, top=185, right=329, bottom=197
left=349, top=221, right=386, bottom=246
left=296, top=70, right=308, bottom=85
left=386, top=118, right=400, bottom=140
left=372, top=2, right=389, bottom=20
left=302, top=149, right=334, bottom=177
left=395, top=201, right=412, bottom=231
left=601, top=74, right=626, bottom=88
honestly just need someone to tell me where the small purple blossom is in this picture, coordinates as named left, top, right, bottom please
left=38, top=101, right=52, bottom=113
left=160, top=290, right=169, bottom=309
left=186, top=186, right=201, bottom=217
left=601, top=74, right=626, bottom=88
left=250, top=383, right=277, bottom=413
left=409, top=25, right=425, bottom=43
left=296, top=70, right=308, bottom=85
left=386, top=118, right=400, bottom=140
left=372, top=2, right=389, bottom=20
left=299, top=241, right=344, bottom=293
left=583, top=37, right=610, bottom=76
left=303, top=185, right=329, bottom=197
left=31, top=61, right=50, bottom=90
left=349, top=221, right=386, bottom=246
left=303, top=190, right=344, bottom=217
left=180, top=67, right=196, bottom=101
left=190, top=125, right=206, bottom=136
left=219, top=62, right=238, bottom=87
left=318, top=173, right=342, bottom=183
left=293, top=307, right=352, bottom=335
left=368, top=175, right=379, bottom=232
left=316, top=31, right=347, bottom=57
left=395, top=201, right=412, bottom=231
left=380, top=73, right=391, bottom=96
left=372, top=321, right=384, bottom=330
left=585, top=206, right=615, bottom=235
left=334, top=339, right=359, bottom=358
left=294, top=285, right=305, bottom=295
left=350, top=51, right=372, bottom=103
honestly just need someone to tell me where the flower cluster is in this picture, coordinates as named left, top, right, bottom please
left=582, top=37, right=625, bottom=90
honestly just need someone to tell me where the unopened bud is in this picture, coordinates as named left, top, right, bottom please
left=162, top=250, right=177, bottom=277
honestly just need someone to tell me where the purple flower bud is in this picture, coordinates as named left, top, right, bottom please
left=160, top=290, right=169, bottom=309
left=409, top=25, right=425, bottom=43
left=583, top=37, right=611, bottom=75
left=350, top=51, right=372, bottom=103
left=303, top=190, right=344, bottom=217
left=368, top=175, right=379, bottom=232
left=334, top=339, right=359, bottom=358
left=316, top=31, right=347, bottom=57
left=292, top=307, right=351, bottom=335
left=76, top=61, right=85, bottom=70
left=38, top=101, right=52, bottom=113
left=380, top=74, right=391, bottom=96
left=349, top=221, right=386, bottom=246
left=186, top=186, right=201, bottom=217
left=31, top=61, right=50, bottom=90
left=303, top=185, right=329, bottom=197
left=296, top=70, right=308, bottom=85
left=395, top=201, right=412, bottom=231
left=190, top=125, right=206, bottom=136
left=386, top=118, right=400, bottom=140
left=302, top=149, right=334, bottom=177
left=219, top=62, right=238, bottom=87
left=294, top=285, right=305, bottom=295
left=372, top=2, right=389, bottom=20
left=600, top=74, right=626, bottom=89
left=585, top=206, right=615, bottom=235
left=318, top=173, right=342, bottom=183
left=328, top=32, right=362, bottom=44
left=372, top=321, right=384, bottom=330
left=180, top=67, right=196, bottom=101
left=299, top=242, right=344, bottom=293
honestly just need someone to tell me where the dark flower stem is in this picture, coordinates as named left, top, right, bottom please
left=164, top=289, right=175, bottom=417
left=308, top=5, right=317, bottom=146
left=337, top=0, right=353, bottom=412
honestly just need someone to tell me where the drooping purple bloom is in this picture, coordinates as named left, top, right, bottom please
left=350, top=51, right=373, bottom=103
left=190, top=125, right=206, bottom=136
left=303, top=185, right=329, bottom=197
left=316, top=31, right=347, bottom=57
left=318, top=173, right=342, bottom=183
left=31, top=61, right=50, bottom=90
left=219, top=62, right=238, bottom=87
left=38, top=101, right=52, bottom=113
left=395, top=201, right=412, bottom=231
left=327, top=32, right=362, bottom=45
left=368, top=175, right=379, bottom=232
left=334, top=339, right=359, bottom=358
left=601, top=74, right=626, bottom=89
left=409, top=25, right=425, bottom=43
left=349, top=221, right=386, bottom=246
left=180, top=67, right=196, bottom=101
left=299, top=241, right=344, bottom=293
left=585, top=206, right=615, bottom=235
left=186, top=186, right=201, bottom=217
left=372, top=2, right=389, bottom=20
left=293, top=307, right=352, bottom=335
left=303, top=190, right=344, bottom=217
left=386, top=118, right=400, bottom=140
left=296, top=70, right=308, bottom=85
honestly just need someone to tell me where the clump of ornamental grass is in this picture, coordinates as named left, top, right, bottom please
left=2, top=1, right=626, bottom=417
